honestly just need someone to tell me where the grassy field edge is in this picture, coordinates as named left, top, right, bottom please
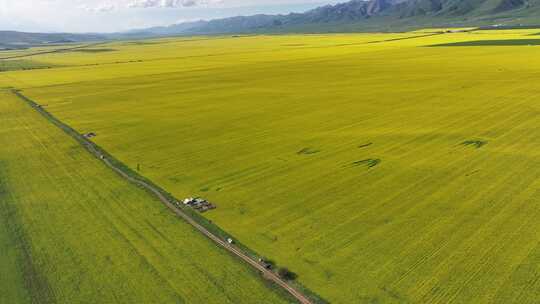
left=10, top=88, right=329, bottom=304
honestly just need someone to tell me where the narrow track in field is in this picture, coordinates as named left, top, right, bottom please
left=0, top=42, right=107, bottom=60
left=12, top=89, right=314, bottom=304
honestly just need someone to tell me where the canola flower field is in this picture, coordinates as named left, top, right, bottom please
left=1, top=29, right=539, bottom=303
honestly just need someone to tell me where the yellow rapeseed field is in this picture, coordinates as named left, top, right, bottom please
left=2, top=29, right=539, bottom=303
left=0, top=90, right=289, bottom=303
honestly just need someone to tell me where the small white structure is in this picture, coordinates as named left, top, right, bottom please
left=183, top=197, right=195, bottom=205
left=227, top=238, right=234, bottom=244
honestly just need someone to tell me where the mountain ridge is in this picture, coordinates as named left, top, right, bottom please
left=2, top=0, right=540, bottom=48
left=137, top=0, right=539, bottom=35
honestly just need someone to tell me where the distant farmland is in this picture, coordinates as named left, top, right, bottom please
left=1, top=30, right=539, bottom=303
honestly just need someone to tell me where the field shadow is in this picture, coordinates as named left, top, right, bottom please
left=349, top=159, right=381, bottom=168
left=358, top=142, right=373, bottom=148
left=461, top=140, right=488, bottom=149
left=427, top=39, right=540, bottom=47
left=66, top=48, right=117, bottom=53
left=0, top=59, right=55, bottom=72
left=297, top=147, right=320, bottom=155
left=123, top=41, right=163, bottom=45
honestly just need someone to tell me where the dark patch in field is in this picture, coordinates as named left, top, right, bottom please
left=0, top=59, right=54, bottom=72
left=323, top=269, right=334, bottom=280
left=278, top=267, right=298, bottom=281
left=123, top=41, right=162, bottom=45
left=367, top=33, right=442, bottom=44
left=380, top=218, right=393, bottom=225
left=351, top=159, right=381, bottom=168
left=168, top=176, right=180, bottom=183
left=66, top=48, right=117, bottom=53
left=357, top=296, right=381, bottom=304
left=428, top=39, right=540, bottom=47
left=144, top=219, right=173, bottom=245
left=260, top=232, right=279, bottom=242
left=381, top=286, right=408, bottom=302
left=238, top=205, right=248, bottom=215
left=303, top=258, right=318, bottom=265
left=358, top=142, right=373, bottom=148
left=104, top=255, right=113, bottom=264
left=297, top=147, right=320, bottom=155
left=465, top=170, right=480, bottom=177
left=199, top=187, right=210, bottom=192
left=461, top=140, right=488, bottom=149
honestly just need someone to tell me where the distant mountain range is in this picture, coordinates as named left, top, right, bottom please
left=137, top=0, right=540, bottom=35
left=0, top=31, right=105, bottom=49
left=2, top=0, right=540, bottom=48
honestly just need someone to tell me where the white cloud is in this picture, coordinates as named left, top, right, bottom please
left=127, top=0, right=219, bottom=8
left=80, top=0, right=224, bottom=12
left=77, top=0, right=223, bottom=12
left=80, top=3, right=117, bottom=12
left=0, top=0, right=341, bottom=32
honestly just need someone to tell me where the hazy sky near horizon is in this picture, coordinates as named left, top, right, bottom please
left=0, top=0, right=342, bottom=33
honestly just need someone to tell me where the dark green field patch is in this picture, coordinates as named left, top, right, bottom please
left=297, top=147, right=320, bottom=155
left=358, top=143, right=373, bottom=148
left=461, top=140, right=488, bottom=149
left=0, top=60, right=55, bottom=72
left=350, top=159, right=381, bottom=168
left=65, top=48, right=117, bottom=53
left=428, top=39, right=540, bottom=47
left=123, top=41, right=163, bottom=46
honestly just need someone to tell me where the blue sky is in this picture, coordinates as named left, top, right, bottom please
left=0, top=0, right=342, bottom=33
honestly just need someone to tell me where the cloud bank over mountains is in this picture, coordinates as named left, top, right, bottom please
left=128, top=0, right=223, bottom=8
left=0, top=0, right=339, bottom=32
left=81, top=0, right=223, bottom=12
